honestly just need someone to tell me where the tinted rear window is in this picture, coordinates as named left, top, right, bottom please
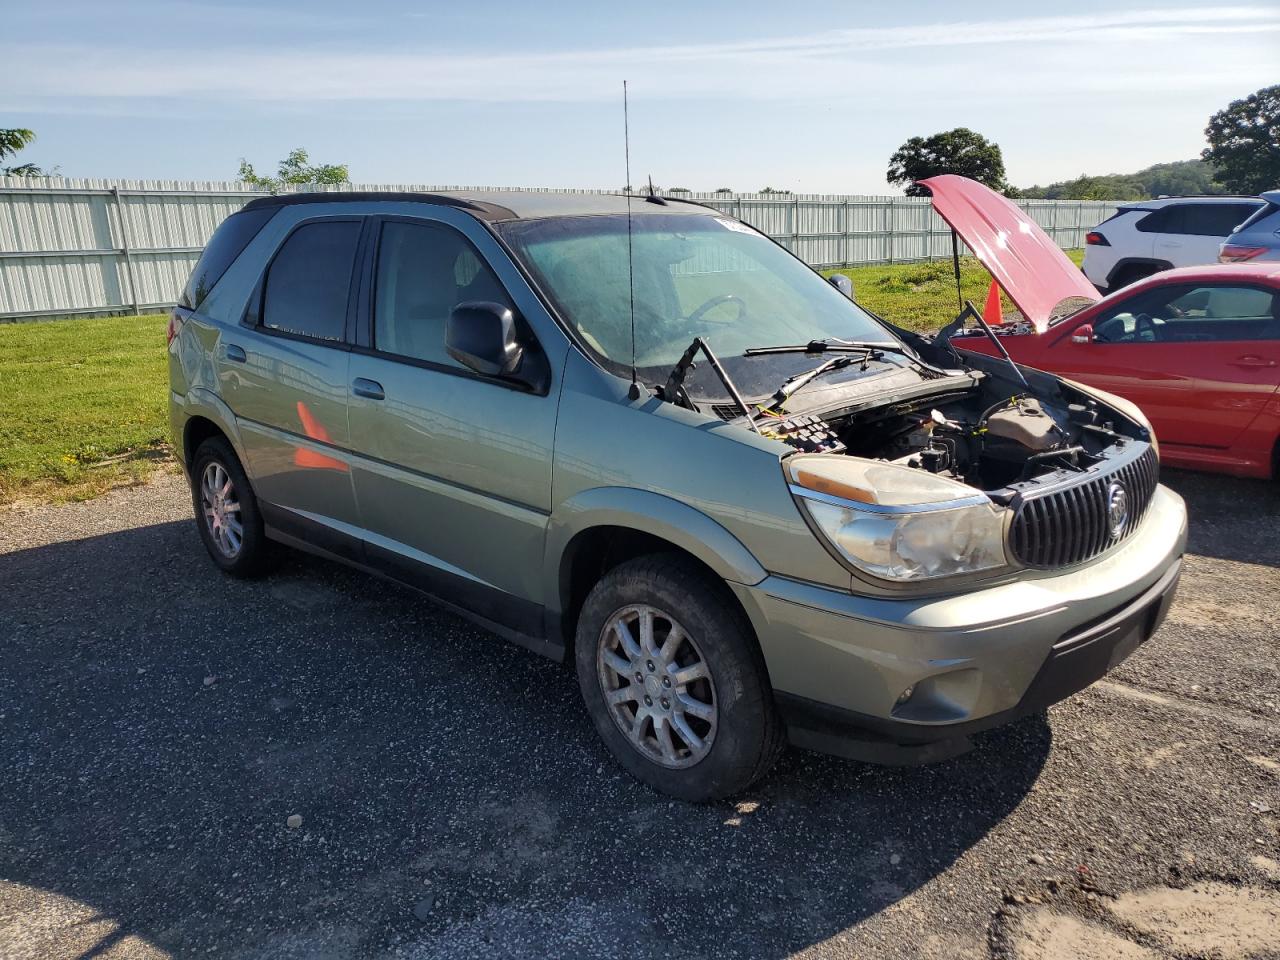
left=1182, top=203, right=1263, bottom=237
left=1095, top=208, right=1147, bottom=227
left=1137, top=202, right=1264, bottom=237
left=260, top=220, right=362, bottom=342
left=1134, top=208, right=1176, bottom=233
left=180, top=207, right=276, bottom=309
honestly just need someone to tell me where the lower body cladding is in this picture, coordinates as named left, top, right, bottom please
left=731, top=485, right=1188, bottom=764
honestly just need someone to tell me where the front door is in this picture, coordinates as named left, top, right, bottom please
left=215, top=216, right=364, bottom=550
left=1051, top=283, right=1280, bottom=449
left=1153, top=284, right=1280, bottom=448
left=345, top=212, right=562, bottom=638
left=1047, top=285, right=1197, bottom=445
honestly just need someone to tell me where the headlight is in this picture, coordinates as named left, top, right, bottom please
left=787, top=456, right=1007, bottom=582
left=1060, top=378, right=1159, bottom=461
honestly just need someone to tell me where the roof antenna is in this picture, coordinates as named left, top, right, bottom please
left=645, top=173, right=666, bottom=206
left=623, top=80, right=642, bottom=401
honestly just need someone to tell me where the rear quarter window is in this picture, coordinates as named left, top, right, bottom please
left=1134, top=208, right=1177, bottom=233
left=180, top=207, right=276, bottom=309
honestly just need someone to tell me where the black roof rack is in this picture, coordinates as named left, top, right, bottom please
left=241, top=191, right=518, bottom=220
left=237, top=190, right=723, bottom=222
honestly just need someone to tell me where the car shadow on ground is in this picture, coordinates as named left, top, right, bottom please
left=0, top=516, right=1053, bottom=959
left=1159, top=467, right=1279, bottom=568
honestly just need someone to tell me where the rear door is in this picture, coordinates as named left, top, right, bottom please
left=1155, top=203, right=1262, bottom=268
left=345, top=210, right=562, bottom=637
left=215, top=216, right=364, bottom=555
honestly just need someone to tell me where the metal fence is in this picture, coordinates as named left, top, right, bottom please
left=0, top=177, right=1119, bottom=320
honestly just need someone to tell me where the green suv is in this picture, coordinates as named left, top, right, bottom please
left=169, top=191, right=1186, bottom=801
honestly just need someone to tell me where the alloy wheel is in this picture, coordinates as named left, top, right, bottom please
left=200, top=461, right=243, bottom=559
left=596, top=604, right=718, bottom=769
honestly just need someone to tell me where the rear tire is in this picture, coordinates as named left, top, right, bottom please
left=575, top=553, right=784, bottom=802
left=190, top=437, right=275, bottom=578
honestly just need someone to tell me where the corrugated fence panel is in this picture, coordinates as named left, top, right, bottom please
left=0, top=176, right=1119, bottom=319
left=0, top=254, right=128, bottom=315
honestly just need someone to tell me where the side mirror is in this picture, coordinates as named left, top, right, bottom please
left=828, top=274, right=854, bottom=299
left=1071, top=323, right=1095, bottom=344
left=446, top=301, right=524, bottom=377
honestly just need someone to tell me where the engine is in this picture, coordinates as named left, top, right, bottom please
left=765, top=382, right=1132, bottom=493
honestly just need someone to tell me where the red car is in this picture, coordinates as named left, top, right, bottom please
left=922, top=176, right=1280, bottom=479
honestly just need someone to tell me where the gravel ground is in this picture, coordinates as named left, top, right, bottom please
left=0, top=469, right=1277, bottom=960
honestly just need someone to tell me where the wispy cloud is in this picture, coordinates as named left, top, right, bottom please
left=5, top=6, right=1276, bottom=103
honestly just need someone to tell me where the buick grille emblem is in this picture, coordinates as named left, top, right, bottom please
left=1106, top=480, right=1130, bottom=540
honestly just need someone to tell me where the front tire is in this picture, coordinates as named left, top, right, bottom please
left=575, top=554, right=783, bottom=801
left=190, top=437, right=274, bottom=578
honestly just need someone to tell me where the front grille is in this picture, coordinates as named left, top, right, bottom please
left=1009, top=445, right=1159, bottom=569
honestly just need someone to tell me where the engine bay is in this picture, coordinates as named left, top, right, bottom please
left=757, top=372, right=1142, bottom=494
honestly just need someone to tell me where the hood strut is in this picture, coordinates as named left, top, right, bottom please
left=939, top=301, right=1031, bottom=390
left=950, top=229, right=964, bottom=311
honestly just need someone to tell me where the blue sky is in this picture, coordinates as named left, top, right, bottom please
left=3, top=0, right=1277, bottom=192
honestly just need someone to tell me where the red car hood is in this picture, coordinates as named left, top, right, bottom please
left=919, top=174, right=1100, bottom=332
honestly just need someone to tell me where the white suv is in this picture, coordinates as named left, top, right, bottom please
left=1082, top=196, right=1264, bottom=291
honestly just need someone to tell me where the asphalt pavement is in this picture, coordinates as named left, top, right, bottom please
left=0, top=469, right=1277, bottom=959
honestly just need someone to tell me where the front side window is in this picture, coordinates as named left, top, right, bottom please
left=1094, top=284, right=1278, bottom=343
left=496, top=213, right=890, bottom=378
left=261, top=220, right=362, bottom=341
left=373, top=220, right=513, bottom=366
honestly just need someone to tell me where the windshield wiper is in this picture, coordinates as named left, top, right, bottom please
left=764, top=352, right=869, bottom=410
left=745, top=337, right=951, bottom=379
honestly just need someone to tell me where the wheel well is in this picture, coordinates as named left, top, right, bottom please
left=557, top=526, right=754, bottom=657
left=1107, top=259, right=1170, bottom=289
left=183, top=416, right=228, bottom=467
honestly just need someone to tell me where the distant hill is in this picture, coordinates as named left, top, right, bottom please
left=1017, top=159, right=1226, bottom=200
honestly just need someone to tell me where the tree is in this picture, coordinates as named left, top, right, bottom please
left=887, top=128, right=1007, bottom=197
left=1202, top=85, right=1280, bottom=194
left=237, top=147, right=349, bottom=189
left=759, top=186, right=791, bottom=194
left=1, top=127, right=47, bottom=177
left=1018, top=159, right=1225, bottom=200
left=714, top=187, right=733, bottom=194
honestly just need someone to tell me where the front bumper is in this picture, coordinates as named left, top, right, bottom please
left=731, top=484, right=1187, bottom=764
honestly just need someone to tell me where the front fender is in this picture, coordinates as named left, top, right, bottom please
left=544, top=486, right=769, bottom=615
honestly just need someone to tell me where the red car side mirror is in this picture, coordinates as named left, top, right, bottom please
left=1071, top=323, right=1095, bottom=344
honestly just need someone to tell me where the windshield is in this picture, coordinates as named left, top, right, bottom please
left=495, top=213, right=895, bottom=379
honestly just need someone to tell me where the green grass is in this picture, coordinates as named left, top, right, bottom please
left=0, top=313, right=173, bottom=503
left=0, top=251, right=1083, bottom=503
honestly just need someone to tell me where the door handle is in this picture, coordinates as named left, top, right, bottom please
left=1228, top=355, right=1277, bottom=369
left=224, top=343, right=247, bottom=363
left=352, top=377, right=385, bottom=400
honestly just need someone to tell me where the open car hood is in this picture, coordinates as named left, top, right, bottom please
left=919, top=174, right=1100, bottom=332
